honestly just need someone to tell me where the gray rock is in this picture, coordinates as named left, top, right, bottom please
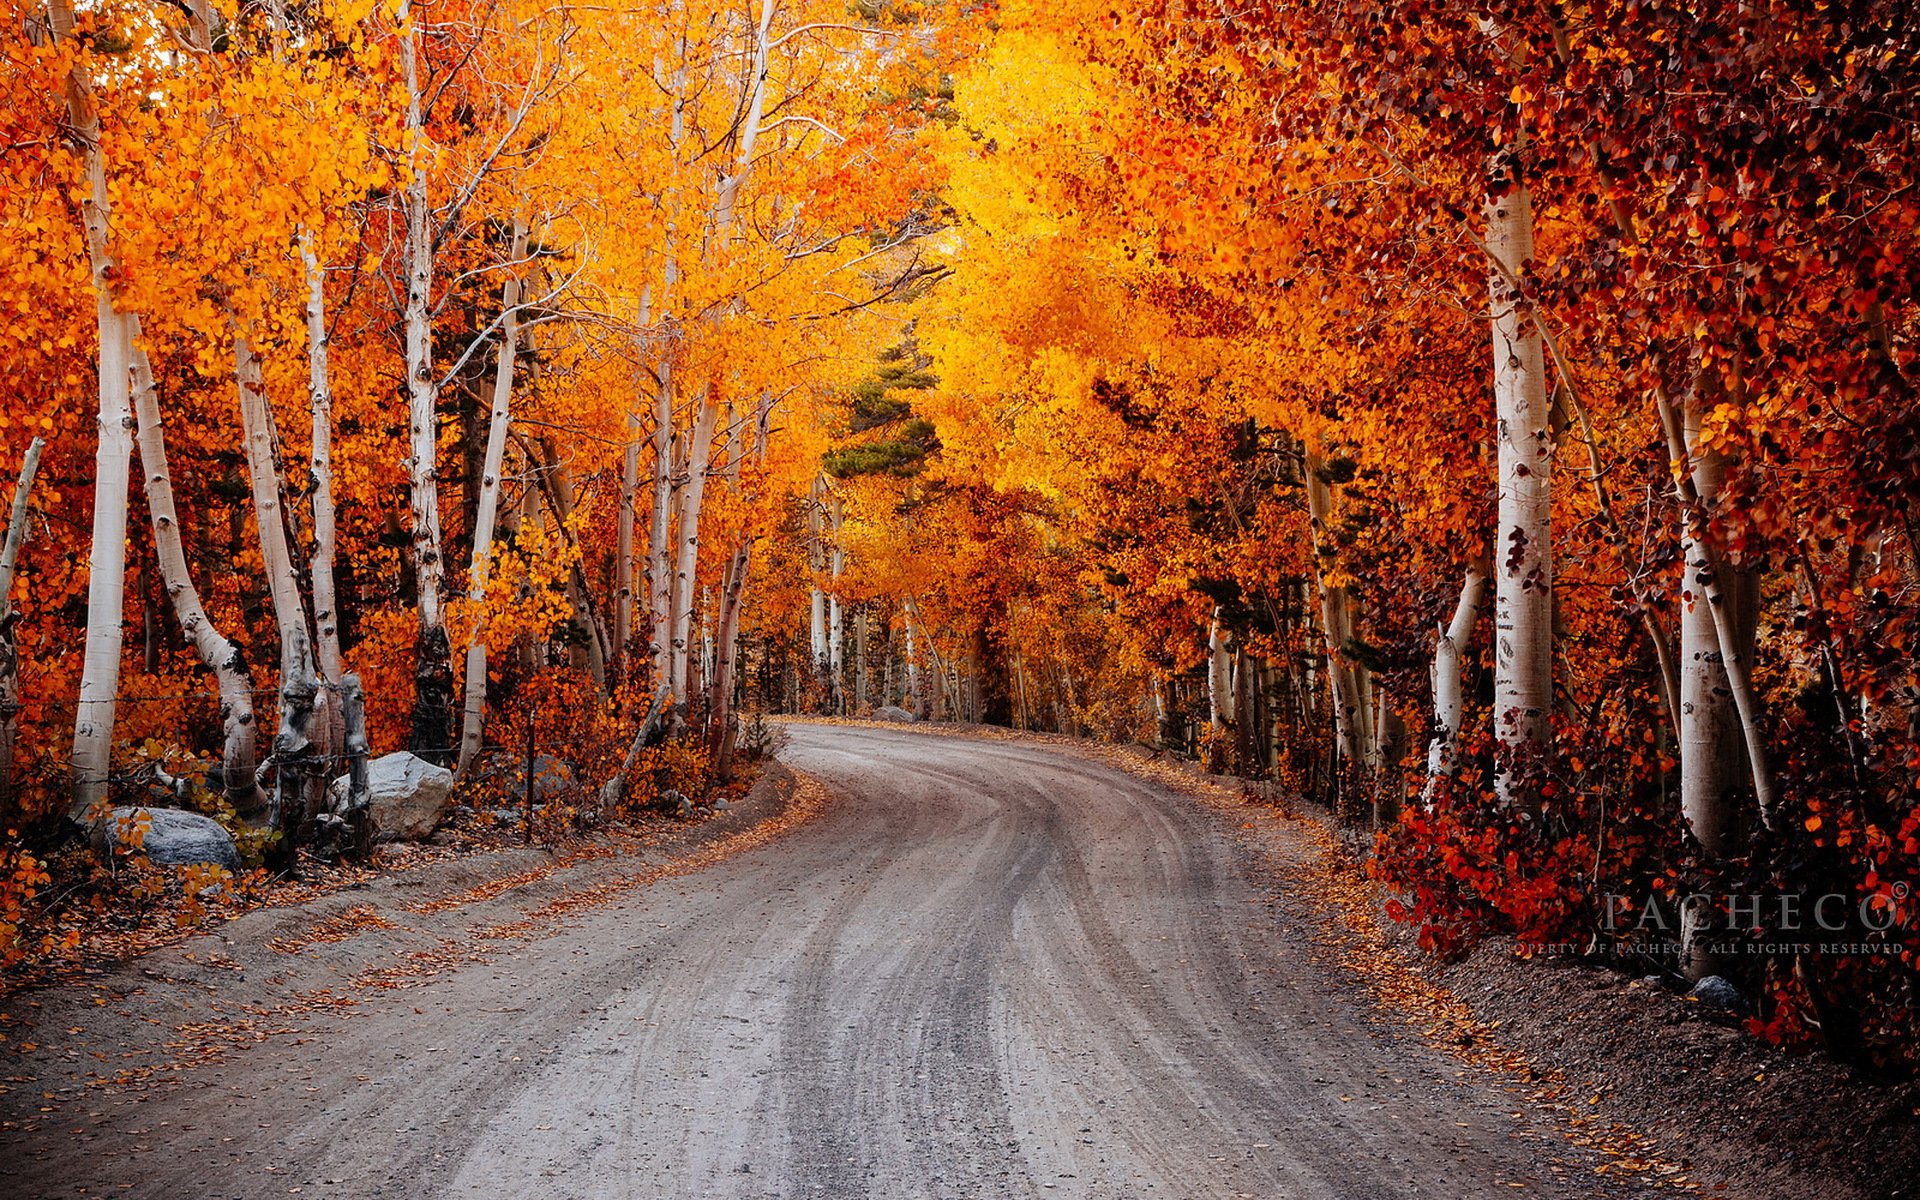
left=1688, top=975, right=1746, bottom=1012
left=91, top=807, right=239, bottom=872
left=712, top=798, right=732, bottom=812
left=512, top=755, right=576, bottom=803
left=329, top=752, right=455, bottom=842
left=873, top=705, right=917, bottom=723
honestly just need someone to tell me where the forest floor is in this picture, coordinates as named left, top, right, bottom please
left=0, top=720, right=1908, bottom=1198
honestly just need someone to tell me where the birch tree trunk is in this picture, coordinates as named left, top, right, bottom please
left=49, top=0, right=134, bottom=817
left=668, top=397, right=717, bottom=705
left=647, top=368, right=676, bottom=689
left=1373, top=689, right=1408, bottom=826
left=128, top=334, right=264, bottom=818
left=708, top=539, right=752, bottom=776
left=0, top=438, right=45, bottom=821
left=614, top=286, right=653, bottom=681
left=1208, top=607, right=1234, bottom=733
left=616, top=418, right=640, bottom=677
left=645, top=44, right=687, bottom=695
left=400, top=8, right=455, bottom=765
left=1486, top=151, right=1554, bottom=797
left=809, top=587, right=829, bottom=677
left=903, top=602, right=920, bottom=710
left=457, top=223, right=528, bottom=775
left=1305, top=455, right=1371, bottom=783
left=1676, top=390, right=1761, bottom=979
left=235, top=330, right=320, bottom=833
left=1678, top=397, right=1758, bottom=856
left=301, top=236, right=346, bottom=771
left=1653, top=381, right=1777, bottom=826
left=1423, top=559, right=1489, bottom=800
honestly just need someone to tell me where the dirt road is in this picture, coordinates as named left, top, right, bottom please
left=1, top=724, right=1657, bottom=1199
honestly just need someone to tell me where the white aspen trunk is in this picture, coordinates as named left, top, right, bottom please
left=708, top=539, right=752, bottom=775
left=399, top=6, right=454, bottom=764
left=615, top=425, right=639, bottom=675
left=1208, top=607, right=1234, bottom=730
left=1678, top=401, right=1755, bottom=860
left=1305, top=457, right=1370, bottom=776
left=0, top=438, right=46, bottom=818
left=456, top=222, right=528, bottom=775
left=235, top=333, right=311, bottom=661
left=335, top=672, right=371, bottom=818
left=698, top=585, right=714, bottom=698
left=1423, top=560, right=1490, bottom=799
left=1487, top=155, right=1555, bottom=794
left=1678, top=399, right=1758, bottom=982
left=903, top=604, right=919, bottom=705
left=809, top=587, right=829, bottom=670
left=51, top=0, right=134, bottom=817
left=127, top=333, right=264, bottom=818
left=827, top=583, right=845, bottom=675
left=235, top=330, right=320, bottom=832
left=1654, top=382, right=1777, bottom=825
left=826, top=500, right=846, bottom=688
left=647, top=369, right=676, bottom=688
left=615, top=285, right=653, bottom=679
left=667, top=397, right=717, bottom=704
left=646, top=44, right=686, bottom=695
left=710, top=0, right=778, bottom=236
left=300, top=235, right=345, bottom=788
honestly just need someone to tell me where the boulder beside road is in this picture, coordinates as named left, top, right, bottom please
left=329, top=752, right=455, bottom=842
left=91, top=807, right=239, bottom=872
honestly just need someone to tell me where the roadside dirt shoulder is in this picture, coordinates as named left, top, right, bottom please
left=0, top=762, right=810, bottom=1123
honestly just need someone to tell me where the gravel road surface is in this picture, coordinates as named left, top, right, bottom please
left=1, top=723, right=1655, bottom=1199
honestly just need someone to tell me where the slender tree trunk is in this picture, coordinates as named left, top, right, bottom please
left=826, top=526, right=846, bottom=708
left=615, top=421, right=640, bottom=678
left=1208, top=607, right=1234, bottom=733
left=647, top=367, right=676, bottom=690
left=1676, top=390, right=1761, bottom=980
left=614, top=286, right=654, bottom=681
left=668, top=397, right=717, bottom=705
left=0, top=438, right=45, bottom=821
left=903, top=601, right=920, bottom=711
left=1653, top=381, right=1777, bottom=826
left=1424, top=558, right=1489, bottom=800
left=340, top=672, right=371, bottom=799
left=1678, top=397, right=1757, bottom=856
left=50, top=0, right=133, bottom=817
left=645, top=41, right=687, bottom=697
left=457, top=223, right=529, bottom=775
left=1305, top=455, right=1370, bottom=784
left=400, top=7, right=454, bottom=765
left=301, top=235, right=346, bottom=777
left=809, top=587, right=828, bottom=680
left=709, top=539, right=752, bottom=776
left=1487, top=151, right=1555, bottom=797
left=128, top=333, right=264, bottom=818
left=235, top=330, right=320, bottom=834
